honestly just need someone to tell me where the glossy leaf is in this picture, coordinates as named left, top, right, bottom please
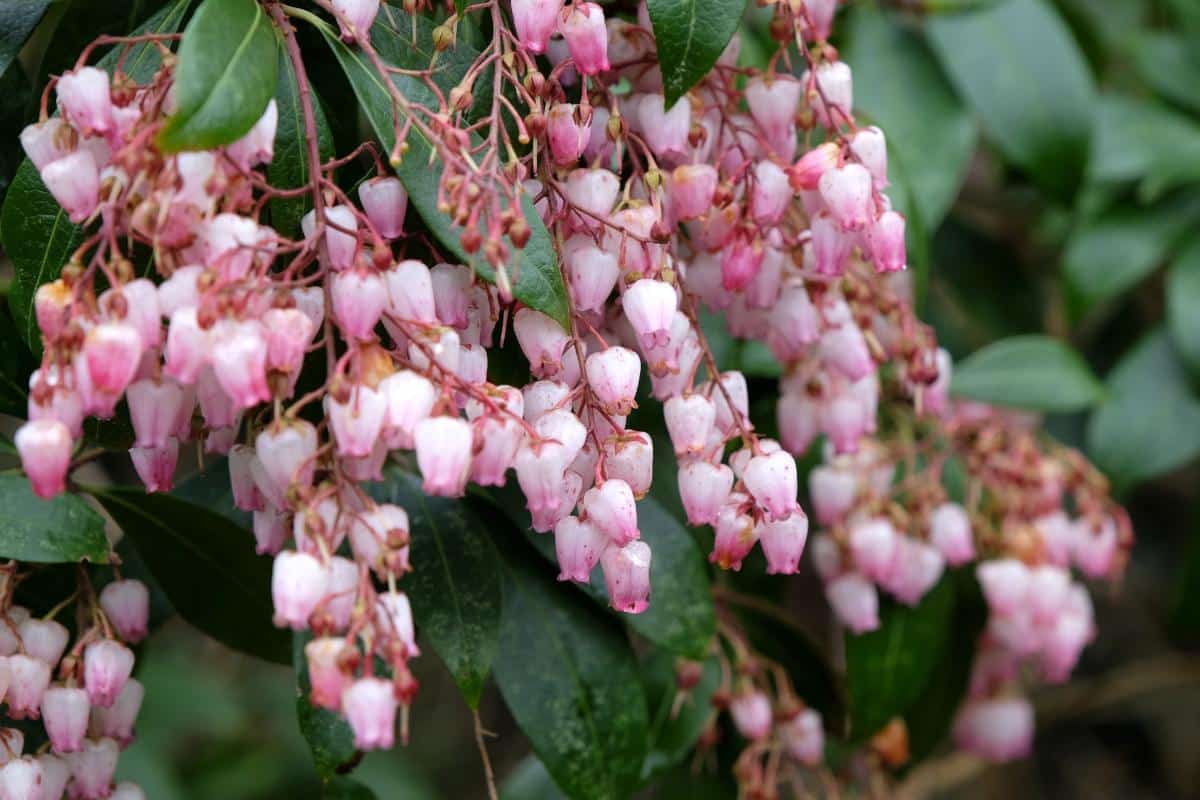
left=646, top=0, right=746, bottom=106
left=0, top=1, right=50, bottom=78
left=1167, top=236, right=1200, bottom=377
left=1087, top=328, right=1200, bottom=491
left=494, top=539, right=649, bottom=800
left=89, top=486, right=291, bottom=664
left=640, top=651, right=719, bottom=780
left=843, top=3, right=976, bottom=232
left=950, top=335, right=1104, bottom=411
left=0, top=475, right=109, bottom=564
left=268, top=49, right=335, bottom=237
left=926, top=0, right=1094, bottom=198
left=0, top=302, right=34, bottom=417
left=843, top=575, right=956, bottom=740
left=294, top=632, right=359, bottom=779
left=318, top=13, right=570, bottom=326
left=501, top=756, right=567, bottom=800
left=158, top=0, right=280, bottom=151
left=365, top=469, right=501, bottom=708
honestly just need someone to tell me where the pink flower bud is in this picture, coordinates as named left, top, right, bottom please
left=126, top=379, right=184, bottom=449
left=15, top=420, right=72, bottom=500
left=750, top=160, right=792, bottom=226
left=781, top=709, right=824, bottom=765
left=375, top=592, right=419, bottom=658
left=1072, top=516, right=1118, bottom=579
left=602, top=431, right=653, bottom=497
left=255, top=421, right=318, bottom=505
left=99, top=580, right=149, bottom=644
left=848, top=517, right=899, bottom=583
left=19, top=119, right=72, bottom=171
left=511, top=0, right=563, bottom=53
left=881, top=538, right=945, bottom=606
left=42, top=686, right=90, bottom=753
left=384, top=259, right=437, bottom=324
left=88, top=678, right=142, bottom=745
left=711, top=501, right=757, bottom=570
left=821, top=392, right=869, bottom=455
left=929, top=503, right=974, bottom=566
left=559, top=3, right=610, bottom=75
left=564, top=238, right=619, bottom=313
left=585, top=347, right=640, bottom=415
left=7, top=656, right=50, bottom=719
left=33, top=280, right=71, bottom=343
left=582, top=479, right=639, bottom=546
left=331, top=269, right=386, bottom=341
left=790, top=142, right=839, bottom=191
left=776, top=392, right=820, bottom=456
left=57, top=67, right=114, bottom=136
left=547, top=103, right=588, bottom=166
left=637, top=94, right=690, bottom=164
left=849, top=125, right=887, bottom=186
left=743, top=451, right=799, bottom=522
left=19, top=619, right=68, bottom=667
left=819, top=324, right=873, bottom=382
left=414, top=416, right=473, bottom=497
left=430, top=263, right=472, bottom=329
left=515, top=441, right=572, bottom=523
left=623, top=280, right=677, bottom=349
left=305, top=637, right=350, bottom=710
left=810, top=211, right=852, bottom=276
left=251, top=510, right=287, bottom=556
left=272, top=551, right=330, bottom=630
left=328, top=384, right=387, bottom=458
left=826, top=573, right=879, bottom=633
left=82, top=322, right=142, bottom=398
left=83, top=641, right=134, bottom=709
left=976, top=559, right=1031, bottom=616
left=953, top=697, right=1033, bottom=762
left=379, top=370, right=436, bottom=449
left=554, top=516, right=606, bottom=583
left=65, top=737, right=119, bottom=799
left=818, top=163, right=873, bottom=231
left=331, top=0, right=380, bottom=42
left=342, top=677, right=397, bottom=750
left=730, top=690, right=772, bottom=740
left=195, top=367, right=237, bottom=430
left=210, top=320, right=270, bottom=409
left=514, top=308, right=570, bottom=379
left=719, top=234, right=764, bottom=292
left=601, top=540, right=651, bottom=613
left=565, top=167, right=620, bottom=223
left=358, top=176, right=407, bottom=238
left=865, top=210, right=906, bottom=273
left=759, top=511, right=809, bottom=574
left=677, top=461, right=733, bottom=526
left=0, top=757, right=42, bottom=800
left=667, top=164, right=718, bottom=222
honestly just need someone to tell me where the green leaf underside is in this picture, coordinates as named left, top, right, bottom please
left=493, top=541, right=649, bottom=800
left=365, top=468, right=501, bottom=709
left=294, top=632, right=359, bottom=779
left=158, top=0, right=280, bottom=151
left=950, top=334, right=1104, bottom=412
left=90, top=487, right=290, bottom=664
left=0, top=475, right=109, bottom=564
left=269, top=48, right=335, bottom=238
left=317, top=12, right=570, bottom=326
left=647, top=0, right=746, bottom=107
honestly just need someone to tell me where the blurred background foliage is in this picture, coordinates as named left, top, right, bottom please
left=5, top=0, right=1200, bottom=796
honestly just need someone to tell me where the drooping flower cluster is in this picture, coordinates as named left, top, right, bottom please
left=0, top=570, right=149, bottom=799
left=10, top=0, right=1129, bottom=785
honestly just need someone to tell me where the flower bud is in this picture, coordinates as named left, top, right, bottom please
left=742, top=451, right=799, bottom=522
left=57, top=67, right=114, bottom=136
left=358, top=176, right=407, bottom=238
left=99, top=580, right=150, bottom=644
left=82, top=322, right=143, bottom=398
left=559, top=3, right=610, bottom=75
left=328, top=384, right=387, bottom=459
left=272, top=551, right=330, bottom=630
left=0, top=757, right=43, bottom=800
left=385, top=259, right=438, bottom=324
left=42, top=686, right=90, bottom=753
left=781, top=709, right=824, bottom=765
left=414, top=416, right=473, bottom=497
left=83, top=641, right=134, bottom=708
left=730, top=690, right=772, bottom=741
left=553, top=516, right=606, bottom=583
left=759, top=511, right=809, bottom=575
left=331, top=0, right=380, bottom=42
left=952, top=697, right=1033, bottom=762
left=65, top=737, right=119, bottom=800
left=511, top=0, right=563, bottom=53
left=790, top=142, right=839, bottom=191
left=88, top=678, right=143, bottom=745
left=929, top=503, right=974, bottom=566
left=547, top=103, right=588, bottom=166
left=7, top=656, right=51, bottom=719
left=825, top=573, right=879, bottom=633
left=601, top=540, right=651, bottom=613
left=14, top=420, right=73, bottom=500
left=667, top=164, right=718, bottom=222
left=342, top=678, right=397, bottom=750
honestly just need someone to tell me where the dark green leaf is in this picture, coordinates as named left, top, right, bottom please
left=494, top=539, right=649, bottom=800
left=1167, top=235, right=1200, bottom=378
left=950, top=334, right=1104, bottom=411
left=89, top=486, right=291, bottom=664
left=269, top=48, right=334, bottom=237
left=926, top=0, right=1094, bottom=198
left=158, top=0, right=280, bottom=151
left=0, top=64, right=33, bottom=203
left=640, top=651, right=719, bottom=780
left=646, top=0, right=746, bottom=106
left=0, top=475, right=109, bottom=563
left=364, top=469, right=501, bottom=709
left=1088, top=93, right=1200, bottom=198
left=1086, top=328, right=1200, bottom=491
left=843, top=575, right=956, bottom=740
left=0, top=302, right=35, bottom=417
left=317, top=12, right=570, bottom=326
left=0, top=1, right=50, bottom=78
left=294, top=632, right=359, bottom=779
left=322, top=777, right=378, bottom=800
left=501, top=756, right=567, bottom=800
left=843, top=4, right=976, bottom=232
left=1130, top=31, right=1200, bottom=116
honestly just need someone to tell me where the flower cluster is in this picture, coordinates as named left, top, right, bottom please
left=0, top=572, right=149, bottom=799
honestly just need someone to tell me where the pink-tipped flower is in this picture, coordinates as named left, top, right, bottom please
left=977, top=559, right=1032, bottom=616
left=776, top=392, right=820, bottom=456
left=882, top=538, right=945, bottom=606
left=414, top=416, right=473, bottom=497
left=163, top=308, right=210, bottom=385
left=328, top=384, right=387, bottom=459
left=818, top=163, right=873, bottom=231
left=126, top=379, right=184, bottom=450
left=99, top=580, right=150, bottom=644
left=720, top=234, right=764, bottom=292
left=744, top=76, right=802, bottom=149
left=15, top=420, right=72, bottom=500
left=225, top=99, right=277, bottom=169
left=805, top=60, right=853, bottom=130
left=810, top=211, right=853, bottom=276
left=582, top=479, right=639, bottom=546
left=385, top=259, right=438, bottom=324
left=730, top=690, right=773, bottom=741
left=668, top=164, right=718, bottom=222
left=820, top=324, right=873, bottom=382
left=564, top=239, right=619, bottom=313
left=42, top=149, right=100, bottom=223
left=331, top=0, right=380, bottom=42
left=790, top=142, right=839, bottom=191
left=88, top=679, right=142, bottom=745
left=262, top=308, right=316, bottom=374
left=42, top=687, right=90, bottom=753
left=430, top=263, right=472, bottom=329
left=0, top=758, right=43, bottom=800
left=56, top=67, right=114, bottom=136
left=663, top=395, right=716, bottom=457
left=637, top=94, right=690, bottom=164
left=210, top=320, right=270, bottom=409
left=678, top=461, right=734, bottom=527
left=514, top=308, right=570, bottom=379
left=866, top=210, right=906, bottom=273
left=554, top=516, right=606, bottom=583
left=511, top=0, right=563, bottom=53
left=252, top=510, right=288, bottom=556
left=33, top=280, right=72, bottom=342
left=711, top=502, right=757, bottom=570
left=826, top=573, right=879, bottom=633
left=623, top=279, right=677, bottom=349
left=83, top=322, right=142, bottom=398
left=742, top=451, right=799, bottom=522
left=470, top=411, right=524, bottom=487
left=602, top=432, right=653, bottom=497
left=930, top=503, right=974, bottom=566
left=750, top=160, right=792, bottom=226
left=37, top=754, right=70, bottom=800
left=319, top=557, right=358, bottom=632
left=953, top=697, right=1033, bottom=762
left=305, top=637, right=350, bottom=710
left=759, top=511, right=809, bottom=575
left=272, top=551, right=330, bottom=630
left=559, top=3, right=610, bottom=75
left=850, top=125, right=887, bottom=188
left=331, top=270, right=386, bottom=341
left=342, top=678, right=397, bottom=750
left=711, top=371, right=749, bottom=435
left=547, top=103, right=588, bottom=166
left=83, top=641, right=134, bottom=708
left=601, top=540, right=651, bottom=613
left=359, top=176, right=407, bottom=238
left=848, top=517, right=899, bottom=583
left=19, top=619, right=68, bottom=666
left=585, top=347, right=640, bottom=416
left=1072, top=516, right=1119, bottom=579
left=782, top=709, right=824, bottom=765
left=302, top=205, right=359, bottom=271
left=7, top=656, right=50, bottom=719
left=65, top=737, right=119, bottom=800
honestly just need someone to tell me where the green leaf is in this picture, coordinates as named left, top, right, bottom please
left=364, top=469, right=501, bottom=708
left=323, top=778, right=378, bottom=800
left=1087, top=328, right=1200, bottom=491
left=1130, top=31, right=1200, bottom=116
left=158, top=0, right=280, bottom=151
left=646, top=0, right=746, bottom=106
left=493, top=539, right=649, bottom=800
left=640, top=652, right=719, bottom=780
left=1088, top=93, right=1200, bottom=198
left=294, top=632, right=359, bottom=779
left=1062, top=195, right=1200, bottom=311
left=317, top=12, right=570, bottom=327
left=89, top=486, right=291, bottom=664
left=842, top=4, right=976, bottom=232
left=0, top=2, right=50, bottom=78
left=926, top=0, right=1094, bottom=198
left=501, top=756, right=567, bottom=800
left=1167, top=236, right=1200, bottom=378
left=843, top=575, right=956, bottom=740
left=0, top=475, right=109, bottom=564
left=950, top=335, right=1104, bottom=412
left=269, top=48, right=334, bottom=238
left=0, top=302, right=35, bottom=417
left=99, top=0, right=195, bottom=83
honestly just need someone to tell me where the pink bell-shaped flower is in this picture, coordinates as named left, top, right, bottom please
left=952, top=697, right=1034, bottom=763
left=130, top=440, right=180, bottom=493
left=41, top=686, right=90, bottom=753
left=866, top=210, right=906, bottom=273
left=623, top=280, right=677, bottom=349
left=514, top=308, right=571, bottom=379
left=930, top=502, right=974, bottom=566
left=848, top=517, right=900, bottom=583
left=56, top=67, right=114, bottom=136
left=83, top=641, right=134, bottom=708
left=564, top=239, right=619, bottom=313
left=742, top=451, right=799, bottom=522
left=358, top=175, right=407, bottom=238
left=554, top=516, right=606, bottom=583
left=88, top=678, right=143, bottom=745
left=7, top=655, right=51, bottom=719
left=663, top=395, right=716, bottom=457
left=255, top=421, right=319, bottom=505
left=759, top=511, right=809, bottom=575
left=41, top=149, right=100, bottom=223
left=126, top=378, right=185, bottom=449
left=328, top=384, right=388, bottom=459
left=19, top=619, right=68, bottom=666
left=600, top=540, right=651, bottom=613
left=332, top=269, right=387, bottom=341
left=305, top=637, right=350, bottom=710
left=511, top=0, right=563, bottom=53
left=547, top=103, right=588, bottom=166
left=818, top=162, right=873, bottom=231
left=272, top=551, right=330, bottom=630
left=0, top=757, right=43, bottom=800
left=825, top=573, right=879, bottom=633
left=19, top=118, right=72, bottom=171
left=414, top=416, right=473, bottom=497
left=781, top=709, right=824, bottom=765
left=750, top=160, right=792, bottom=226
left=226, top=99, right=278, bottom=170
left=375, top=592, right=420, bottom=658
left=582, top=479, right=639, bottom=546
left=559, top=2, right=610, bottom=75
left=64, top=737, right=119, bottom=800
left=677, top=461, right=734, bottom=527
left=14, top=420, right=73, bottom=499
left=210, top=320, right=270, bottom=409
left=263, top=308, right=316, bottom=374
left=98, top=580, right=150, bottom=644
left=384, top=259, right=438, bottom=324
left=341, top=677, right=397, bottom=750
left=380, top=370, right=437, bottom=449
left=585, top=347, right=640, bottom=416
left=331, top=0, right=380, bottom=42
left=601, top=432, right=653, bottom=497
left=730, top=689, right=773, bottom=741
